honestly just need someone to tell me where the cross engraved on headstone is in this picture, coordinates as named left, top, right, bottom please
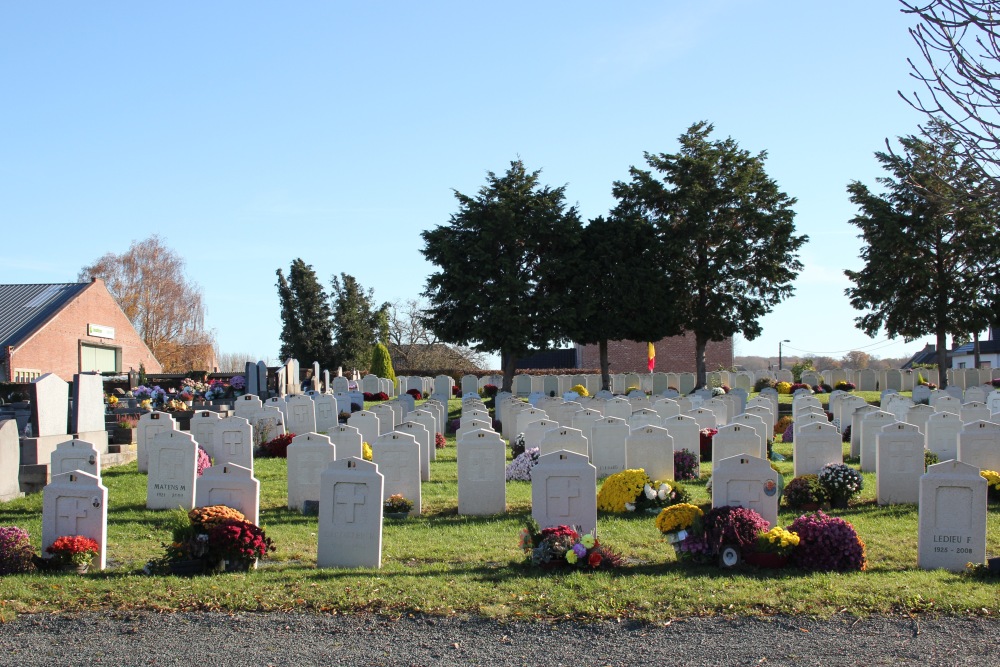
left=293, top=405, right=309, bottom=420
left=383, top=452, right=406, bottom=483
left=888, top=442, right=916, bottom=473
left=301, top=454, right=325, bottom=486
left=56, top=496, right=87, bottom=535
left=223, top=430, right=244, bottom=456
left=468, top=452, right=492, bottom=482
left=334, top=483, right=366, bottom=523
left=547, top=476, right=580, bottom=516
left=317, top=403, right=333, bottom=419
left=727, top=480, right=762, bottom=512
left=160, top=450, right=186, bottom=480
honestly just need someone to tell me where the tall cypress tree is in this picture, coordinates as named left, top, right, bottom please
left=275, top=259, right=335, bottom=368
left=330, top=273, right=388, bottom=372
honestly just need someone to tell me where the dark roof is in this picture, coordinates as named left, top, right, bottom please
left=902, top=344, right=949, bottom=369
left=953, top=340, right=1000, bottom=355
left=0, top=283, right=90, bottom=348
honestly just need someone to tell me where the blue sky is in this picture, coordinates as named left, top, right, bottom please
left=0, top=2, right=944, bottom=368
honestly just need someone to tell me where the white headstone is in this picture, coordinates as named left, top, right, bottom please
left=860, top=410, right=896, bottom=473
left=371, top=431, right=421, bottom=515
left=328, top=424, right=364, bottom=461
left=662, top=414, right=700, bottom=454
left=195, top=462, right=260, bottom=525
left=213, top=416, right=255, bottom=472
left=524, top=419, right=560, bottom=452
left=957, top=420, right=1000, bottom=472
left=50, top=439, right=100, bottom=478
left=286, top=433, right=337, bottom=512
left=531, top=450, right=597, bottom=535
left=917, top=460, right=987, bottom=572
left=189, top=410, right=222, bottom=459
left=960, top=402, right=991, bottom=425
left=711, top=453, right=780, bottom=529
left=684, top=408, right=717, bottom=431
left=42, top=470, right=108, bottom=570
left=625, top=425, right=674, bottom=482
left=876, top=422, right=924, bottom=505
left=926, top=411, right=963, bottom=461
left=457, top=428, right=506, bottom=515
left=395, top=421, right=431, bottom=482
left=313, top=394, right=340, bottom=433
left=349, top=410, right=380, bottom=449
left=0, top=420, right=23, bottom=501
left=793, top=422, right=842, bottom=477
left=147, top=430, right=197, bottom=510
left=317, top=457, right=383, bottom=568
left=627, top=408, right=661, bottom=431
left=136, top=411, right=178, bottom=473
left=712, top=423, right=763, bottom=467
left=590, top=416, right=629, bottom=478
left=456, top=419, right=491, bottom=441
left=31, top=373, right=68, bottom=437
left=539, top=427, right=588, bottom=458
left=71, top=373, right=105, bottom=435
left=728, top=413, right=768, bottom=459
left=603, top=398, right=632, bottom=422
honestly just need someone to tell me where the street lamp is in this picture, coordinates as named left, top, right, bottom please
left=779, top=340, right=790, bottom=371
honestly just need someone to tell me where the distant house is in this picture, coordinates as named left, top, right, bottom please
left=950, top=328, right=1000, bottom=370
left=901, top=343, right=949, bottom=370
left=0, top=279, right=161, bottom=383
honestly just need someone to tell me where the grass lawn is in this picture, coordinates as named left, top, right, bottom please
left=0, top=396, right=998, bottom=621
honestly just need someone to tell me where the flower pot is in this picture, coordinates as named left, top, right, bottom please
left=224, top=558, right=256, bottom=572
left=830, top=496, right=850, bottom=509
left=743, top=552, right=789, bottom=569
left=384, top=512, right=409, bottom=520
left=113, top=427, right=137, bottom=445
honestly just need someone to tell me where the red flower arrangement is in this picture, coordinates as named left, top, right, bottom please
left=207, top=519, right=275, bottom=563
left=699, top=428, right=718, bottom=460
left=260, top=432, right=296, bottom=458
left=482, top=384, right=499, bottom=398
left=46, top=535, right=100, bottom=567
left=787, top=511, right=866, bottom=572
left=520, top=522, right=621, bottom=570
left=406, top=388, right=423, bottom=400
left=435, top=432, right=447, bottom=448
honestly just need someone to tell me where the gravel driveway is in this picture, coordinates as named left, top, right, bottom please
left=0, top=612, right=996, bottom=666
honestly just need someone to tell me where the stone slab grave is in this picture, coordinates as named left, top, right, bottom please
left=590, top=417, right=629, bottom=478
left=287, top=433, right=337, bottom=512
left=729, top=413, right=768, bottom=458
left=925, top=411, right=963, bottom=461
left=348, top=410, right=380, bottom=451
left=396, top=420, right=431, bottom=482
left=457, top=428, right=506, bottom=515
left=42, top=469, right=108, bottom=570
left=912, top=384, right=932, bottom=406
left=212, top=416, right=254, bottom=472
left=906, top=404, right=936, bottom=436
left=539, top=426, right=589, bottom=458
left=743, top=405, right=774, bottom=443
left=550, top=401, right=583, bottom=428
left=918, top=460, right=987, bottom=572
left=371, top=431, right=421, bottom=516
left=662, top=413, right=700, bottom=455
left=50, top=439, right=100, bottom=478
left=72, top=373, right=108, bottom=453
left=462, top=409, right=491, bottom=428
left=958, top=420, right=1000, bottom=472
left=860, top=410, right=897, bottom=473
left=406, top=409, right=437, bottom=462
left=21, top=373, right=70, bottom=466
left=876, top=422, right=924, bottom=505
left=711, top=453, right=780, bottom=529
left=188, top=410, right=222, bottom=460
left=233, top=394, right=264, bottom=420
left=456, top=419, right=491, bottom=442
left=147, top=430, right=197, bottom=510
left=524, top=419, right=559, bottom=452
left=603, top=398, right=632, bottom=422
left=989, top=390, right=1000, bottom=415
left=329, top=424, right=364, bottom=460
left=793, top=422, right=841, bottom=477
left=531, top=450, right=597, bottom=535
left=195, top=462, right=260, bottom=525
left=247, top=405, right=286, bottom=447
left=884, top=395, right=914, bottom=424
left=965, top=386, right=987, bottom=404
left=0, top=420, right=23, bottom=501
left=625, top=425, right=674, bottom=482
left=652, top=398, right=681, bottom=421
left=313, top=394, right=340, bottom=433
left=571, top=409, right=603, bottom=461
left=935, top=395, right=962, bottom=416
left=332, top=376, right=350, bottom=394
left=369, top=403, right=395, bottom=435
left=136, top=411, right=178, bottom=473
left=850, top=404, right=880, bottom=459
left=284, top=395, right=317, bottom=436
left=685, top=408, right=717, bottom=431
left=712, top=423, right=763, bottom=467
left=627, top=408, right=661, bottom=431
left=318, top=457, right=383, bottom=568
left=960, top=402, right=991, bottom=425
left=422, top=399, right=445, bottom=439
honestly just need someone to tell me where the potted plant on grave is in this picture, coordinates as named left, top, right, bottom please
left=113, top=415, right=140, bottom=445
left=45, top=535, right=99, bottom=573
left=673, top=449, right=700, bottom=481
left=655, top=502, right=704, bottom=554
left=596, top=469, right=689, bottom=514
left=519, top=521, right=622, bottom=570
left=0, top=526, right=37, bottom=575
left=383, top=494, right=413, bottom=519
left=787, top=511, right=866, bottom=572
left=817, top=463, right=864, bottom=509
left=674, top=505, right=769, bottom=567
left=980, top=470, right=1000, bottom=501
left=207, top=518, right=274, bottom=572
left=744, top=526, right=800, bottom=569
left=782, top=474, right=831, bottom=511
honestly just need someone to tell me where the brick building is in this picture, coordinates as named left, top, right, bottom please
left=0, top=279, right=161, bottom=382
left=576, top=333, right=733, bottom=374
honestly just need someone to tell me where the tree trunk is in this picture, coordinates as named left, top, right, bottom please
left=974, top=330, right=981, bottom=368
left=501, top=350, right=516, bottom=393
left=937, top=329, right=949, bottom=390
left=695, top=333, right=708, bottom=390
left=599, top=339, right=611, bottom=391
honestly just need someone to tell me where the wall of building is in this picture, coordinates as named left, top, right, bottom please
left=576, top=333, right=733, bottom=374
left=10, top=280, right=161, bottom=381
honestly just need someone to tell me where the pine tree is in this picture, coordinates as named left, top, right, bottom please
left=369, top=342, right=396, bottom=388
left=330, top=273, right=388, bottom=373
left=275, top=259, right=335, bottom=368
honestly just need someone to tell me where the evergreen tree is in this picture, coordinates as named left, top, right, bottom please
left=330, top=273, right=389, bottom=373
left=369, top=341, right=396, bottom=388
left=844, top=122, right=999, bottom=388
left=421, top=160, right=583, bottom=392
left=614, top=122, right=806, bottom=389
left=275, top=259, right=335, bottom=368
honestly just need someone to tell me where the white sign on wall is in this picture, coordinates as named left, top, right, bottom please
left=87, top=324, right=115, bottom=339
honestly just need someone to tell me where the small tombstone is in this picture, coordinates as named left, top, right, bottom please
left=712, top=423, right=764, bottom=468
left=196, top=462, right=260, bottom=525
left=189, top=410, right=222, bottom=459
left=147, top=430, right=197, bottom=510
left=876, top=422, right=924, bottom=505
left=712, top=453, right=780, bottom=529
left=397, top=392, right=415, bottom=415
left=628, top=408, right=661, bottom=431
left=570, top=409, right=603, bottom=459
left=945, top=385, right=965, bottom=401
left=625, top=425, right=674, bottom=482
left=884, top=395, right=914, bottom=424
left=328, top=424, right=364, bottom=460
left=652, top=398, right=681, bottom=421
left=30, top=373, right=68, bottom=437
left=248, top=406, right=285, bottom=445
left=918, top=460, right=987, bottom=571
left=136, top=412, right=178, bottom=473
left=987, top=390, right=1000, bottom=415
left=925, top=411, right=963, bottom=461
left=965, top=385, right=987, bottom=404
left=524, top=419, right=560, bottom=452
left=515, top=409, right=548, bottom=439
left=729, top=413, right=768, bottom=458
left=456, top=418, right=491, bottom=441
left=332, top=377, right=350, bottom=394
left=42, top=470, right=108, bottom=570
left=396, top=420, right=431, bottom=482
left=233, top=394, right=264, bottom=419
left=405, top=409, right=437, bottom=462
left=531, top=450, right=597, bottom=535
left=539, top=426, right=588, bottom=458
left=371, top=431, right=421, bottom=515
left=957, top=420, right=1000, bottom=472
left=317, top=458, right=383, bottom=569
left=71, top=372, right=105, bottom=435
left=51, top=439, right=100, bottom=478
left=793, top=422, right=841, bottom=477
left=858, top=369, right=877, bottom=391
left=912, top=385, right=932, bottom=405
left=313, top=394, right=340, bottom=433
left=960, top=401, right=991, bottom=425
left=603, top=398, right=633, bottom=422
left=213, top=416, right=255, bottom=472
left=906, top=404, right=936, bottom=436
left=590, top=416, right=629, bottom=478
left=935, top=395, right=962, bottom=415
left=349, top=411, right=380, bottom=450
left=457, top=429, right=506, bottom=515
left=684, top=408, right=717, bottom=431
left=662, top=414, right=700, bottom=454
left=860, top=410, right=896, bottom=473
left=461, top=409, right=490, bottom=427
left=0, top=420, right=23, bottom=501
left=744, top=405, right=775, bottom=442
left=286, top=433, right=337, bottom=512
left=462, top=375, right=479, bottom=396
left=850, top=405, right=880, bottom=459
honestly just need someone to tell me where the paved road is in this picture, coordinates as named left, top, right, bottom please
left=0, top=612, right=996, bottom=666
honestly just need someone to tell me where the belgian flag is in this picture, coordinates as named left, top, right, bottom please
left=647, top=342, right=655, bottom=372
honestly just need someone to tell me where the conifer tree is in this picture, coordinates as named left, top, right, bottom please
left=275, top=259, right=335, bottom=368
left=369, top=341, right=396, bottom=388
left=330, top=273, right=389, bottom=373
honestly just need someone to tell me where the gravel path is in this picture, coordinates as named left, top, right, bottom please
left=0, top=612, right=996, bottom=666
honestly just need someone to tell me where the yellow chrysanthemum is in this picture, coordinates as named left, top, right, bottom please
left=570, top=384, right=589, bottom=398
left=981, top=470, right=1000, bottom=492
left=363, top=442, right=373, bottom=461
left=776, top=381, right=792, bottom=395
left=761, top=526, right=799, bottom=549
left=597, top=469, right=651, bottom=512
left=655, top=503, right=703, bottom=534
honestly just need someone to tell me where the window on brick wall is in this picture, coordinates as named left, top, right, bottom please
left=81, top=344, right=118, bottom=373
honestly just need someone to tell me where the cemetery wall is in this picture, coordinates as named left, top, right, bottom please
left=576, top=334, right=733, bottom=375
left=5, top=279, right=161, bottom=382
